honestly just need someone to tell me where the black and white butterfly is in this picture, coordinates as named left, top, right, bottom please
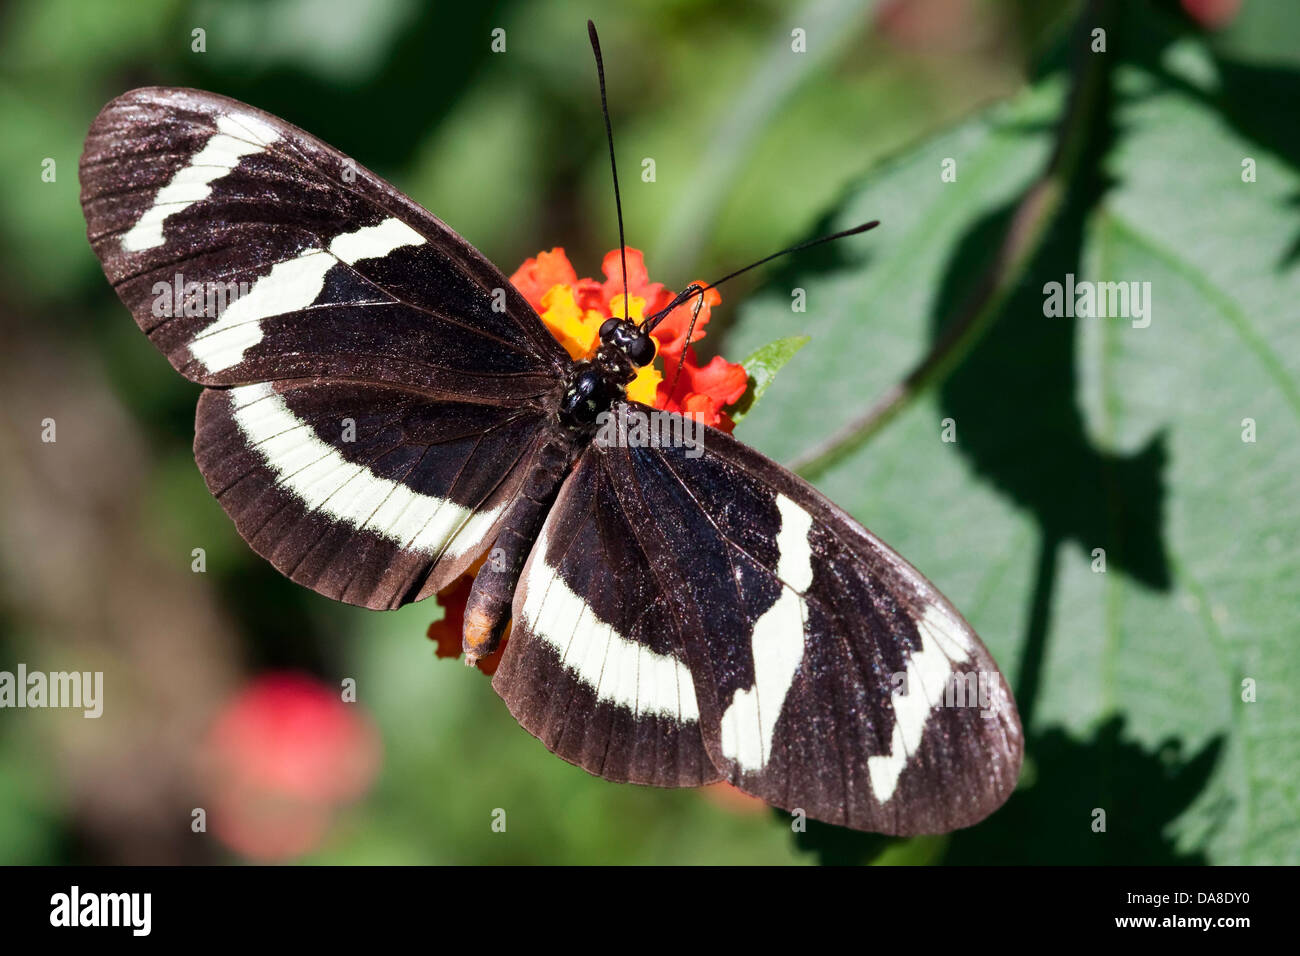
left=79, top=25, right=1022, bottom=836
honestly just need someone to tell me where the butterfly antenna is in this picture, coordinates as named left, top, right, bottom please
left=641, top=219, right=880, bottom=335
left=588, top=20, right=630, bottom=321
left=665, top=294, right=707, bottom=404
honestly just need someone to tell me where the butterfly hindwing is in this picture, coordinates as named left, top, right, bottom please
left=79, top=86, right=569, bottom=396
left=194, top=379, right=557, bottom=609
left=493, top=449, right=721, bottom=788
left=495, top=402, right=1023, bottom=834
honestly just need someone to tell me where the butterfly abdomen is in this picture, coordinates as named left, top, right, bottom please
left=463, top=431, right=578, bottom=663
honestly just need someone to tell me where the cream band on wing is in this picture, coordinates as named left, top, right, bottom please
left=188, top=218, right=426, bottom=373
left=122, top=112, right=280, bottom=253
left=520, top=526, right=701, bottom=722
left=227, top=381, right=503, bottom=558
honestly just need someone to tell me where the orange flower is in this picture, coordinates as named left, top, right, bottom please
left=509, top=247, right=579, bottom=306
left=436, top=248, right=751, bottom=674
left=426, top=576, right=472, bottom=661
left=657, top=346, right=749, bottom=431
left=651, top=283, right=721, bottom=368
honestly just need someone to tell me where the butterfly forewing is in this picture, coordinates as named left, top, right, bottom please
left=80, top=87, right=570, bottom=608
left=79, top=87, right=569, bottom=395
left=495, top=402, right=1023, bottom=834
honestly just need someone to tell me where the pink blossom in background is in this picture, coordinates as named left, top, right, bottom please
left=1182, top=0, right=1243, bottom=30
left=204, top=672, right=381, bottom=861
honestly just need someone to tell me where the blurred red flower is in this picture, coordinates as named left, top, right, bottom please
left=1181, top=0, right=1242, bottom=29
left=204, top=672, right=381, bottom=861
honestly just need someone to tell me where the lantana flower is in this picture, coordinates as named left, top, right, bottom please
left=428, top=247, right=749, bottom=673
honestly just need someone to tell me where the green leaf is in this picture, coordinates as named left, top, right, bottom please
left=730, top=335, right=810, bottom=425
left=725, top=6, right=1300, bottom=864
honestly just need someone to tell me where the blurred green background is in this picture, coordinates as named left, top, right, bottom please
left=1, top=0, right=1297, bottom=864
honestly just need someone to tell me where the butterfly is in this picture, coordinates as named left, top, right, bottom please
left=78, top=21, right=1021, bottom=835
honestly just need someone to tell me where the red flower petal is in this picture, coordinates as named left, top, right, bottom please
left=679, top=392, right=723, bottom=426
left=509, top=247, right=578, bottom=312
left=600, top=247, right=648, bottom=292
left=683, top=352, right=749, bottom=407
left=426, top=575, right=473, bottom=661
left=426, top=574, right=506, bottom=675
left=573, top=277, right=607, bottom=313
left=600, top=247, right=673, bottom=319
left=657, top=347, right=747, bottom=409
left=650, top=298, right=712, bottom=363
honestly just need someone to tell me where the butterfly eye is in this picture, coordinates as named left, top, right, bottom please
left=627, top=332, right=655, bottom=366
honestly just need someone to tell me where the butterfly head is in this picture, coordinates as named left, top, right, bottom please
left=599, top=317, right=656, bottom=367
